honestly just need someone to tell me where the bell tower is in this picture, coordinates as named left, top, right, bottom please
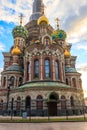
left=30, top=0, right=43, bottom=21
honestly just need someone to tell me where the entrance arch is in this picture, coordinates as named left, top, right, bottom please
left=25, top=96, right=31, bottom=109
left=47, top=92, right=59, bottom=116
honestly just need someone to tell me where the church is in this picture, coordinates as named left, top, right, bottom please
left=0, top=0, right=84, bottom=116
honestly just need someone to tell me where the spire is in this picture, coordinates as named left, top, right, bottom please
left=30, top=0, right=43, bottom=21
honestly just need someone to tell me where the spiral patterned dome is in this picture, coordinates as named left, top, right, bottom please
left=12, top=25, right=28, bottom=39
left=52, top=29, right=67, bottom=41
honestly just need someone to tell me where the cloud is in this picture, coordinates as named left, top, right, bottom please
left=0, top=26, right=5, bottom=36
left=77, top=64, right=87, bottom=71
left=67, top=17, right=87, bottom=44
left=77, top=63, right=87, bottom=97
left=0, top=42, right=5, bottom=51
left=0, top=0, right=32, bottom=24
left=76, top=44, right=87, bottom=51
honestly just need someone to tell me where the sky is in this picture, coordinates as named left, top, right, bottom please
left=0, top=0, right=87, bottom=97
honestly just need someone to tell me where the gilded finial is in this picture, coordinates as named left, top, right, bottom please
left=55, top=18, right=60, bottom=29
left=19, top=13, right=24, bottom=26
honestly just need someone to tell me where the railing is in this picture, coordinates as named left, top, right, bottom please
left=0, top=100, right=86, bottom=120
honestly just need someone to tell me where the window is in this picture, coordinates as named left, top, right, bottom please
left=62, top=63, right=64, bottom=80
left=34, top=60, right=39, bottom=78
left=55, top=61, right=59, bottom=80
left=72, top=78, right=76, bottom=87
left=0, top=99, right=3, bottom=110
left=70, top=96, right=74, bottom=107
left=10, top=76, right=15, bottom=86
left=25, top=96, right=31, bottom=109
left=16, top=97, right=21, bottom=110
left=27, top=62, right=30, bottom=81
left=66, top=78, right=69, bottom=85
left=61, top=95, right=66, bottom=110
left=37, top=95, right=43, bottom=110
left=19, top=77, right=23, bottom=86
left=3, top=77, right=6, bottom=87
left=45, top=59, right=50, bottom=78
left=79, top=79, right=82, bottom=88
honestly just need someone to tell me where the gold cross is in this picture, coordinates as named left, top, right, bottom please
left=41, top=3, right=45, bottom=15
left=19, top=13, right=24, bottom=26
left=55, top=18, right=60, bottom=29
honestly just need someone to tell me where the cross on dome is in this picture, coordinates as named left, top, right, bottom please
left=55, top=18, right=60, bottom=29
left=19, top=13, right=24, bottom=26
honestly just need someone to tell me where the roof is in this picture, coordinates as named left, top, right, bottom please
left=65, top=67, right=77, bottom=73
left=6, top=64, right=23, bottom=73
left=17, top=81, right=70, bottom=90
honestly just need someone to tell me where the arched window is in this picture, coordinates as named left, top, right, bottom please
left=62, top=63, right=65, bottom=80
left=72, top=78, right=76, bottom=87
left=19, top=77, right=23, bottom=86
left=27, top=62, right=30, bottom=81
left=25, top=96, right=31, bottom=109
left=0, top=99, right=3, bottom=110
left=3, top=77, right=6, bottom=87
left=34, top=60, right=39, bottom=78
left=45, top=59, right=50, bottom=78
left=55, top=61, right=59, bottom=80
left=79, top=79, right=82, bottom=88
left=10, top=76, right=15, bottom=86
left=61, top=95, right=66, bottom=110
left=70, top=96, right=74, bottom=107
left=37, top=95, right=43, bottom=110
left=66, top=78, right=69, bottom=85
left=16, top=96, right=21, bottom=110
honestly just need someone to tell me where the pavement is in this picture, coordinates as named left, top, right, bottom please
left=0, top=122, right=87, bottom=130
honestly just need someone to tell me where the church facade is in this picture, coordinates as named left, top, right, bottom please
left=0, top=0, right=84, bottom=116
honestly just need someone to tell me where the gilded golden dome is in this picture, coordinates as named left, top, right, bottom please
left=37, top=15, right=49, bottom=25
left=11, top=45, right=21, bottom=55
left=64, top=49, right=71, bottom=57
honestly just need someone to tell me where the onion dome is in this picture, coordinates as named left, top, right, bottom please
left=6, top=64, right=23, bottom=73
left=11, top=45, right=21, bottom=55
left=12, top=25, right=28, bottom=39
left=64, top=49, right=71, bottom=57
left=65, top=67, right=77, bottom=73
left=52, top=29, right=67, bottom=41
left=37, top=15, right=49, bottom=25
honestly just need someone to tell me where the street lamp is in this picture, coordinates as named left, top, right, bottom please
left=6, top=79, right=12, bottom=114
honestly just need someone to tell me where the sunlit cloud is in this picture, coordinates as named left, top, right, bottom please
left=77, top=63, right=87, bottom=97
left=0, top=42, right=5, bottom=51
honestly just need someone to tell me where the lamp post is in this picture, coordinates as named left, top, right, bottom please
left=6, top=79, right=12, bottom=114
